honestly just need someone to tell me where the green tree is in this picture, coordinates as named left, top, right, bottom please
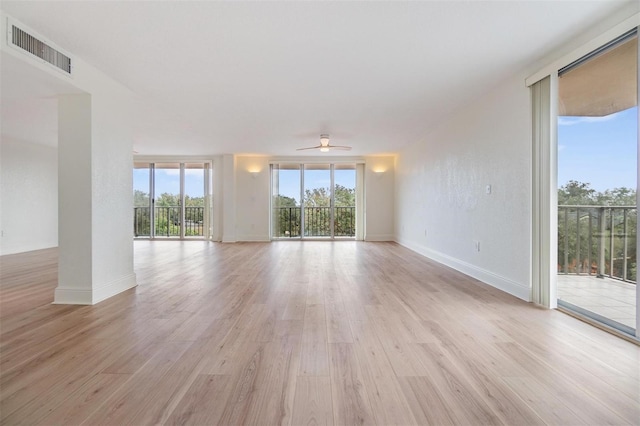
left=334, top=184, right=355, bottom=207
left=273, top=194, right=300, bottom=237
left=156, top=192, right=179, bottom=207
left=596, top=187, right=636, bottom=206
left=334, top=185, right=355, bottom=236
left=275, top=195, right=298, bottom=207
left=304, top=187, right=330, bottom=207
left=184, top=195, right=205, bottom=207
left=133, top=189, right=150, bottom=207
left=558, top=181, right=636, bottom=281
left=558, top=180, right=597, bottom=205
left=133, top=190, right=151, bottom=236
left=301, top=186, right=355, bottom=237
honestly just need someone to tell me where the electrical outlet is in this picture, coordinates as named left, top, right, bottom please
left=485, top=184, right=492, bottom=194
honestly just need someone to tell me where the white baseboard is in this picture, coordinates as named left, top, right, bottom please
left=93, top=273, right=137, bottom=304
left=54, top=273, right=137, bottom=305
left=396, top=238, right=531, bottom=302
left=53, top=287, right=93, bottom=305
left=1, top=243, right=58, bottom=256
left=365, top=234, right=395, bottom=242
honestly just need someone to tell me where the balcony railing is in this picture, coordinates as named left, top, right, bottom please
left=134, top=206, right=204, bottom=237
left=273, top=206, right=355, bottom=238
left=558, top=205, right=636, bottom=283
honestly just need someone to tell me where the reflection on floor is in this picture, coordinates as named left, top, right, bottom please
left=557, top=274, right=636, bottom=329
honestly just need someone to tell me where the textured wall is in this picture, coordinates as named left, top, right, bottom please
left=395, top=73, right=532, bottom=300
left=0, top=138, right=58, bottom=255
left=365, top=156, right=395, bottom=241
left=235, top=156, right=271, bottom=241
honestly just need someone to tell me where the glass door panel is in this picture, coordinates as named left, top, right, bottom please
left=184, top=163, right=205, bottom=238
left=133, top=162, right=151, bottom=237
left=154, top=163, right=182, bottom=238
left=303, top=164, right=331, bottom=237
left=272, top=164, right=301, bottom=238
left=334, top=164, right=356, bottom=237
left=557, top=31, right=638, bottom=335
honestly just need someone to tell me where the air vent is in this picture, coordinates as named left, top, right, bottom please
left=9, top=22, right=72, bottom=75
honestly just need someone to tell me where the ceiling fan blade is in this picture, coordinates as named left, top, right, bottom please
left=296, top=146, right=321, bottom=151
left=328, top=145, right=352, bottom=150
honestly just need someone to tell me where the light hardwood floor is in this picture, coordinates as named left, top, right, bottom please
left=1, top=241, right=639, bottom=425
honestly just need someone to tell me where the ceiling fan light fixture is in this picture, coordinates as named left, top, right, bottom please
left=296, top=133, right=352, bottom=152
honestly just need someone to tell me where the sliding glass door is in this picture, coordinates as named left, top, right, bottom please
left=304, top=164, right=332, bottom=237
left=272, top=164, right=302, bottom=238
left=133, top=163, right=152, bottom=237
left=271, top=163, right=358, bottom=239
left=334, top=164, right=356, bottom=237
left=184, top=163, right=208, bottom=238
left=133, top=161, right=212, bottom=240
left=154, top=163, right=182, bottom=237
left=556, top=29, right=638, bottom=336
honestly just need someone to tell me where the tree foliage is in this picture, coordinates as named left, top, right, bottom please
left=273, top=185, right=356, bottom=238
left=558, top=181, right=637, bottom=281
left=133, top=191, right=204, bottom=237
left=558, top=180, right=636, bottom=206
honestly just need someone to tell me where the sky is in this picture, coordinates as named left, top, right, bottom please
left=133, top=167, right=205, bottom=198
left=558, top=106, right=637, bottom=192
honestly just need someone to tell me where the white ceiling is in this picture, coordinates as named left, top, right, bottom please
left=0, top=1, right=635, bottom=156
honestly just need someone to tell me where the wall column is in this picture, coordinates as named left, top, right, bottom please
left=222, top=154, right=237, bottom=242
left=55, top=93, right=137, bottom=304
left=56, top=94, right=93, bottom=303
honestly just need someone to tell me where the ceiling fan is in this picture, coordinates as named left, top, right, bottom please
left=296, top=134, right=352, bottom=152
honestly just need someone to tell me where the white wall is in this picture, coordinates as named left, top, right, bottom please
left=235, top=156, right=271, bottom=241
left=395, top=73, right=531, bottom=301
left=364, top=156, right=395, bottom=241
left=0, top=138, right=58, bottom=255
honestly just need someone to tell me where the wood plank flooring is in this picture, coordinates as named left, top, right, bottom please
left=1, top=241, right=639, bottom=425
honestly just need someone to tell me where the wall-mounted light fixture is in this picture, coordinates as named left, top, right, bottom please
left=247, top=166, right=261, bottom=178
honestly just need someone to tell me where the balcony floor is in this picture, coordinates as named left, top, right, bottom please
left=557, top=274, right=637, bottom=329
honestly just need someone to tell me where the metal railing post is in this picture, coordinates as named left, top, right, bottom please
left=623, top=208, right=628, bottom=281
left=557, top=204, right=635, bottom=283
left=609, top=209, right=614, bottom=278
left=576, top=207, right=581, bottom=274
left=598, top=207, right=606, bottom=278
left=563, top=208, right=569, bottom=274
left=587, top=210, right=597, bottom=275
